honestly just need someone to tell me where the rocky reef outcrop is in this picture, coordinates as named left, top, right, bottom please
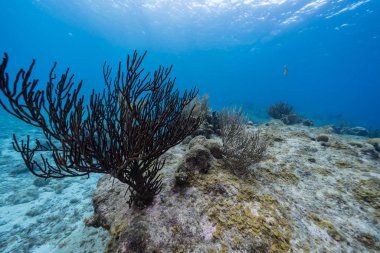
left=86, top=121, right=380, bottom=252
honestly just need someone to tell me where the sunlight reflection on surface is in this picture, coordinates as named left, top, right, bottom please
left=34, top=0, right=372, bottom=49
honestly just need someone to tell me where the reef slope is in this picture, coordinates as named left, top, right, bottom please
left=88, top=120, right=380, bottom=252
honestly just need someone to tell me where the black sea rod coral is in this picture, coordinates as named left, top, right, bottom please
left=0, top=51, right=202, bottom=208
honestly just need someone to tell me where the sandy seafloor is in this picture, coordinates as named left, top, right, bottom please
left=0, top=112, right=110, bottom=253
left=0, top=110, right=379, bottom=252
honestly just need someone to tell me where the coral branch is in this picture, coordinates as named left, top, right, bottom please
left=0, top=51, right=202, bottom=207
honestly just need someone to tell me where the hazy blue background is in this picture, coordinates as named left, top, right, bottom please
left=0, top=0, right=379, bottom=127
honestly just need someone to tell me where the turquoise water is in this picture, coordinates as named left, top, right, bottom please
left=1, top=0, right=379, bottom=128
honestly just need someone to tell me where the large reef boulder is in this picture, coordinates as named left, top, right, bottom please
left=174, top=144, right=213, bottom=187
left=368, top=138, right=380, bottom=152
left=188, top=135, right=223, bottom=159
left=85, top=123, right=380, bottom=252
left=85, top=136, right=292, bottom=253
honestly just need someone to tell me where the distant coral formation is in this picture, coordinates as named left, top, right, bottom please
left=0, top=52, right=202, bottom=208
left=267, top=102, right=294, bottom=120
left=267, top=102, right=313, bottom=126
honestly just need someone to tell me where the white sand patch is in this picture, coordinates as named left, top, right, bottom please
left=0, top=115, right=110, bottom=253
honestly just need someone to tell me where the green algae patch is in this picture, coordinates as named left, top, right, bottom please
left=313, top=166, right=333, bottom=176
left=374, top=209, right=380, bottom=222
left=192, top=163, right=293, bottom=252
left=329, top=141, right=349, bottom=150
left=355, top=233, right=380, bottom=251
left=335, top=178, right=356, bottom=194
left=307, top=213, right=344, bottom=241
left=356, top=165, right=373, bottom=173
left=191, top=164, right=240, bottom=192
left=335, top=160, right=352, bottom=169
left=173, top=244, right=187, bottom=253
left=208, top=202, right=261, bottom=239
left=207, top=188, right=292, bottom=252
left=232, top=235, right=242, bottom=249
left=110, top=223, right=127, bottom=238
left=207, top=248, right=218, bottom=253
left=190, top=161, right=260, bottom=197
left=353, top=178, right=380, bottom=212
left=171, top=224, right=183, bottom=235
left=106, top=216, right=155, bottom=253
left=292, top=131, right=312, bottom=140
left=220, top=243, right=229, bottom=253
left=299, top=242, right=311, bottom=253
left=256, top=167, right=299, bottom=185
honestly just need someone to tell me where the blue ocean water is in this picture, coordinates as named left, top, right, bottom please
left=1, top=0, right=379, bottom=128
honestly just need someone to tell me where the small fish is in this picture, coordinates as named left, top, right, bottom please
left=283, top=65, right=288, bottom=77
